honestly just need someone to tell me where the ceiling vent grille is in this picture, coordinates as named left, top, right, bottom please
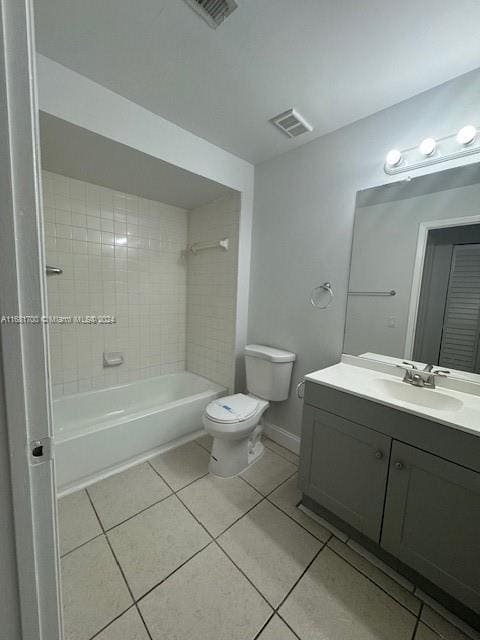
left=184, top=0, right=238, bottom=29
left=271, top=108, right=314, bottom=138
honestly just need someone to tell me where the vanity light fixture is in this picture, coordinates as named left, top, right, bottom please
left=456, top=125, right=477, bottom=146
left=419, top=137, right=436, bottom=157
left=384, top=123, right=480, bottom=175
left=386, top=149, right=402, bottom=167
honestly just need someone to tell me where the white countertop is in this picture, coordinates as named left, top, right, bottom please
left=304, top=355, right=480, bottom=438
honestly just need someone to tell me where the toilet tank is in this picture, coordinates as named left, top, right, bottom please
left=244, top=344, right=296, bottom=401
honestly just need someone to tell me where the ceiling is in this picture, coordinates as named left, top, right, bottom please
left=40, top=113, right=235, bottom=209
left=34, top=0, right=480, bottom=164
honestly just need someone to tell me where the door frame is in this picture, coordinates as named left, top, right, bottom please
left=404, top=214, right=480, bottom=360
left=0, top=1, right=62, bottom=638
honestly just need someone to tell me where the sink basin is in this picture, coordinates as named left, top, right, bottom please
left=372, top=378, right=464, bottom=412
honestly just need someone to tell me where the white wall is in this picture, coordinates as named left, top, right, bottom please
left=187, top=195, right=240, bottom=389
left=37, top=55, right=255, bottom=392
left=249, top=67, right=480, bottom=438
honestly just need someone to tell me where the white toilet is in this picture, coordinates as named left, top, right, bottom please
left=203, top=344, right=296, bottom=477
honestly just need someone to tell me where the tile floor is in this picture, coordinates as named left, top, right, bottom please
left=58, top=436, right=480, bottom=640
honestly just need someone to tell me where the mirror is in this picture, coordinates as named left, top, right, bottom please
left=344, top=163, right=480, bottom=380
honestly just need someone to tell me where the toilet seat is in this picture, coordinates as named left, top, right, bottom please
left=205, top=394, right=259, bottom=424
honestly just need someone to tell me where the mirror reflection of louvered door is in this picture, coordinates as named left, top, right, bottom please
left=439, top=244, right=480, bottom=373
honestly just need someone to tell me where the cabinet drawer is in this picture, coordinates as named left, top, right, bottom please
left=300, top=405, right=391, bottom=542
left=382, top=441, right=480, bottom=613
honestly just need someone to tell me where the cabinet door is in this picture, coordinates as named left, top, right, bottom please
left=301, top=406, right=391, bottom=542
left=382, top=441, right=480, bottom=613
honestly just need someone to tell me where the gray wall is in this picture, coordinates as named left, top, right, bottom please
left=248, top=67, right=480, bottom=438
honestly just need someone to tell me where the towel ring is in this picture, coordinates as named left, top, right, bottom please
left=310, top=282, right=334, bottom=309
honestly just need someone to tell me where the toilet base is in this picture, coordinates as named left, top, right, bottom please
left=209, top=434, right=265, bottom=478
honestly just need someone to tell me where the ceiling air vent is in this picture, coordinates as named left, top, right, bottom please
left=271, top=108, right=314, bottom=138
left=184, top=0, right=238, bottom=29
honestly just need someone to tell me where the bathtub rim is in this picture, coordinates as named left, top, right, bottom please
left=54, top=372, right=226, bottom=444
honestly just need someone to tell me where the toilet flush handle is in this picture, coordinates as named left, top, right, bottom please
left=296, top=380, right=305, bottom=399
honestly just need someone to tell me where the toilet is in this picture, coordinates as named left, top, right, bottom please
left=203, top=344, right=296, bottom=477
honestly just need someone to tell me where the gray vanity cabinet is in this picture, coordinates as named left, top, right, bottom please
left=300, top=381, right=480, bottom=620
left=381, top=441, right=480, bottom=612
left=300, top=405, right=391, bottom=541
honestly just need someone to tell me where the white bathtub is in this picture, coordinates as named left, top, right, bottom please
left=54, top=372, right=224, bottom=493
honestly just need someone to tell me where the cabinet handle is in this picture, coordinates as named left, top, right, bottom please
left=374, top=450, right=384, bottom=460
left=394, top=461, right=404, bottom=470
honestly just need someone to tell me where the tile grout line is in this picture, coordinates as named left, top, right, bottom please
left=251, top=611, right=276, bottom=640
left=265, top=496, right=332, bottom=545
left=238, top=466, right=298, bottom=498
left=326, top=545, right=421, bottom=618
left=60, top=531, right=105, bottom=559
left=87, top=604, right=137, bottom=640
left=134, top=541, right=215, bottom=605
left=84, top=445, right=330, bottom=636
left=170, top=486, right=275, bottom=610
left=410, top=602, right=424, bottom=640
left=84, top=489, right=143, bottom=640
left=65, top=444, right=471, bottom=640
left=275, top=542, right=328, bottom=613
left=263, top=440, right=300, bottom=465
left=275, top=612, right=303, bottom=640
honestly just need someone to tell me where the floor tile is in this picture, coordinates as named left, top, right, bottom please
left=149, top=441, right=210, bottom=490
left=139, top=544, right=272, bottom=640
left=218, top=501, right=322, bottom=607
left=421, top=605, right=476, bottom=640
left=328, top=537, right=420, bottom=614
left=416, top=624, right=441, bottom=640
left=61, top=536, right=132, bottom=640
left=196, top=433, right=213, bottom=452
left=108, top=495, right=210, bottom=599
left=58, top=489, right=102, bottom=556
left=347, top=538, right=414, bottom=591
left=88, top=462, right=172, bottom=529
left=257, top=615, right=298, bottom=640
left=94, top=607, right=149, bottom=640
left=177, top=473, right=262, bottom=537
left=269, top=474, right=330, bottom=542
left=280, top=547, right=416, bottom=640
left=297, top=503, right=349, bottom=542
left=241, top=448, right=297, bottom=495
left=263, top=438, right=299, bottom=465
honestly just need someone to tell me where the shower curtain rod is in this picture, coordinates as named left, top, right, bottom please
left=187, top=237, right=229, bottom=254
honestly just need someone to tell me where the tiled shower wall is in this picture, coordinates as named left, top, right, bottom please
left=186, top=195, right=240, bottom=390
left=43, top=171, right=188, bottom=397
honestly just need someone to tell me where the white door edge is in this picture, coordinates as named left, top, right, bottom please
left=0, top=1, right=62, bottom=638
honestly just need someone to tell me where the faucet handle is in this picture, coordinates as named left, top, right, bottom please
left=432, top=368, right=450, bottom=377
left=396, top=361, right=418, bottom=370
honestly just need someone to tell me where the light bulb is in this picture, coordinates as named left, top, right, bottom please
left=386, top=149, right=402, bottom=167
left=419, top=137, right=436, bottom=156
left=456, top=125, right=477, bottom=146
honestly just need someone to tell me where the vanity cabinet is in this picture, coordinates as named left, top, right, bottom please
left=300, top=405, right=390, bottom=541
left=382, top=441, right=480, bottom=613
left=299, top=382, right=480, bottom=619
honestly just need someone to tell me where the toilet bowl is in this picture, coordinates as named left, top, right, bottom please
left=203, top=393, right=269, bottom=477
left=203, top=344, right=295, bottom=477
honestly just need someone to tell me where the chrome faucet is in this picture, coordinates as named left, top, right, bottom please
left=396, top=361, right=450, bottom=388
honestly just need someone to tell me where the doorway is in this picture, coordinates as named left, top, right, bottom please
left=414, top=224, right=480, bottom=372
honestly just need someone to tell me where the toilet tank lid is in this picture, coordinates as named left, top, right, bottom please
left=244, top=344, right=296, bottom=363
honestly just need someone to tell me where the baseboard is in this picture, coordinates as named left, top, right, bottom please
left=262, top=421, right=301, bottom=455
